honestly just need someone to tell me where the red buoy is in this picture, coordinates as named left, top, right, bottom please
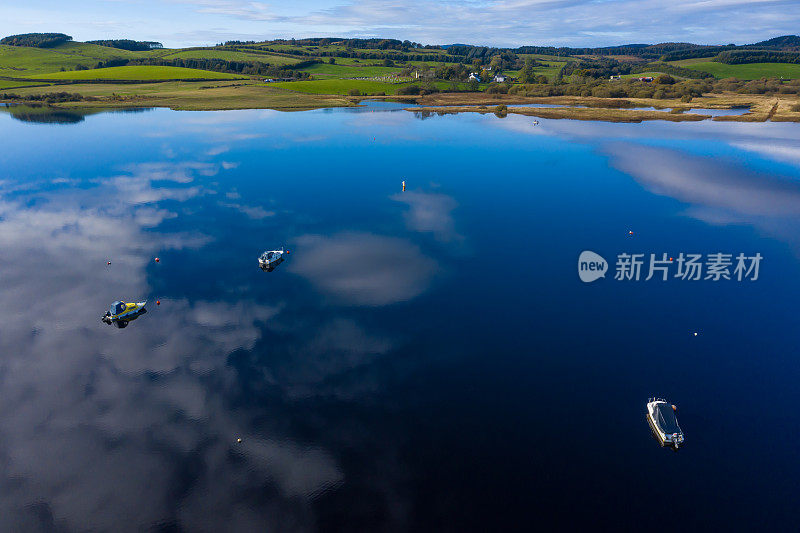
left=155, top=257, right=160, bottom=263
left=107, top=261, right=111, bottom=265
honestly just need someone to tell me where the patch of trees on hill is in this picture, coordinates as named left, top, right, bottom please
left=561, top=58, right=633, bottom=78
left=713, top=50, right=800, bottom=64
left=0, top=33, right=72, bottom=48
left=446, top=46, right=511, bottom=60
left=87, top=39, right=163, bottom=51
left=223, top=38, right=434, bottom=51
left=659, top=46, right=734, bottom=61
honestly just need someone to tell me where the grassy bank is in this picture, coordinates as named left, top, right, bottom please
left=2, top=80, right=355, bottom=111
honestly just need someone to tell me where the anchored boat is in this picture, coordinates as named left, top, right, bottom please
left=102, top=300, right=147, bottom=328
left=259, top=248, right=288, bottom=271
left=647, top=398, right=684, bottom=449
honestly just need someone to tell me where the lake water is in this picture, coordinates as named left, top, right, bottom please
left=1, top=102, right=799, bottom=531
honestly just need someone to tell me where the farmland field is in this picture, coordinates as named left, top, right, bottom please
left=0, top=80, right=51, bottom=90
left=668, top=59, right=800, bottom=79
left=272, top=77, right=478, bottom=94
left=300, top=63, right=401, bottom=78
left=159, top=48, right=301, bottom=66
left=0, top=42, right=165, bottom=75
left=272, top=78, right=409, bottom=94
left=25, top=65, right=246, bottom=81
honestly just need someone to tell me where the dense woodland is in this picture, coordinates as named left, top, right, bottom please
left=1, top=33, right=72, bottom=48
left=713, top=50, right=800, bottom=64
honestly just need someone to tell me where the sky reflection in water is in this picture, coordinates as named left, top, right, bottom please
left=0, top=103, right=799, bottom=531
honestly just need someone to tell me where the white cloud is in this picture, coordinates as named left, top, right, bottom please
left=2, top=0, right=799, bottom=47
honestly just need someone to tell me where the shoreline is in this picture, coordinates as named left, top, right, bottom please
left=2, top=81, right=799, bottom=121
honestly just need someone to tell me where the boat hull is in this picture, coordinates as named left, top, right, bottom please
left=647, top=400, right=684, bottom=449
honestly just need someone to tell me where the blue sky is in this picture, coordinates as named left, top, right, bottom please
left=3, top=0, right=799, bottom=48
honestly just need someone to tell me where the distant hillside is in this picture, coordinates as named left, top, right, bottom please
left=751, top=35, right=800, bottom=50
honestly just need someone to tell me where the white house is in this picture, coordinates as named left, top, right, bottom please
left=493, top=74, right=507, bottom=83
left=469, top=72, right=481, bottom=82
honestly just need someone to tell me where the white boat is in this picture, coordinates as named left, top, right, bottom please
left=258, top=248, right=288, bottom=271
left=647, top=398, right=684, bottom=449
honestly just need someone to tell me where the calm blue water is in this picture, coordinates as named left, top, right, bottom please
left=1, top=102, right=799, bottom=531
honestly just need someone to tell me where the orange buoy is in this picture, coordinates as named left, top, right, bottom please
left=156, top=300, right=161, bottom=305
left=672, top=404, right=677, bottom=411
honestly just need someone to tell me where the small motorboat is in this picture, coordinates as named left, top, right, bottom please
left=259, top=248, right=288, bottom=272
left=532, top=120, right=539, bottom=126
left=647, top=398, right=684, bottom=449
left=102, top=300, right=147, bottom=328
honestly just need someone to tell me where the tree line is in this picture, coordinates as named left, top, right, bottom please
left=92, top=57, right=312, bottom=79
left=0, top=33, right=72, bottom=48
left=713, top=50, right=800, bottom=64
left=87, top=39, right=163, bottom=51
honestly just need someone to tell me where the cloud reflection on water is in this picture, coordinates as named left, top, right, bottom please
left=604, top=142, right=800, bottom=251
left=391, top=190, right=463, bottom=243
left=0, top=159, right=346, bottom=531
left=290, top=232, right=438, bottom=306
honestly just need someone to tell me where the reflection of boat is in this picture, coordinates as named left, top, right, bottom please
left=102, top=300, right=147, bottom=327
left=259, top=249, right=288, bottom=272
left=647, top=398, right=684, bottom=449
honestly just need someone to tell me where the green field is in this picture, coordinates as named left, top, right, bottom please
left=669, top=60, right=800, bottom=79
left=26, top=65, right=246, bottom=81
left=300, top=62, right=401, bottom=78
left=272, top=78, right=408, bottom=94
left=159, top=48, right=301, bottom=66
left=0, top=42, right=166, bottom=75
left=504, top=61, right=564, bottom=82
left=0, top=80, right=51, bottom=90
